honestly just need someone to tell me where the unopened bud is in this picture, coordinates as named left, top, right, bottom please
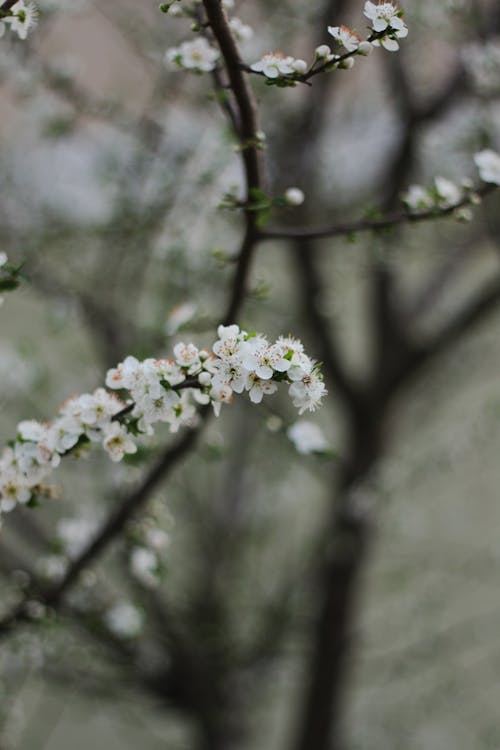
left=284, top=187, right=305, bottom=206
left=357, top=41, right=372, bottom=56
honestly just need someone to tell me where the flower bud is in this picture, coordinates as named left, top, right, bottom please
left=315, top=44, right=332, bottom=59
left=292, top=59, right=308, bottom=74
left=338, top=57, right=355, bottom=70
left=284, top=187, right=305, bottom=206
left=357, top=41, right=372, bottom=56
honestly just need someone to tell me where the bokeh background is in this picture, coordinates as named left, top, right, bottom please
left=1, top=0, right=500, bottom=748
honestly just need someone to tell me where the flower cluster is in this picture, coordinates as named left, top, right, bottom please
left=402, top=175, right=480, bottom=218
left=401, top=149, right=500, bottom=216
left=163, top=1, right=407, bottom=85
left=164, top=0, right=252, bottom=72
left=0, top=1, right=38, bottom=40
left=364, top=1, right=408, bottom=51
left=0, top=326, right=326, bottom=519
left=249, top=3, right=407, bottom=84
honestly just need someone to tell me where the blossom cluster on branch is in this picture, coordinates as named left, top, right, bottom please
left=401, top=150, right=500, bottom=217
left=0, top=325, right=326, bottom=520
left=0, top=1, right=38, bottom=40
left=164, top=0, right=409, bottom=82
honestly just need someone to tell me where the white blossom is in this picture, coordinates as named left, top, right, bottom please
left=130, top=546, right=160, bottom=588
left=434, top=176, right=462, bottom=208
left=57, top=518, right=98, bottom=559
left=229, top=17, right=253, bottom=42
left=102, top=422, right=138, bottom=462
left=474, top=149, right=500, bottom=186
left=327, top=25, right=361, bottom=53
left=250, top=52, right=298, bottom=79
left=287, top=420, right=330, bottom=454
left=105, top=602, right=143, bottom=639
left=166, top=37, right=219, bottom=73
left=402, top=184, right=434, bottom=213
left=364, top=1, right=408, bottom=51
left=5, top=1, right=39, bottom=40
left=0, top=324, right=326, bottom=517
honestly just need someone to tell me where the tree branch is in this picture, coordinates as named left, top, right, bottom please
left=259, top=184, right=495, bottom=242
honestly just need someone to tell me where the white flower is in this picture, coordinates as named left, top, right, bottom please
left=105, top=602, right=143, bottom=639
left=434, top=176, right=462, bottom=208
left=210, top=383, right=233, bottom=416
left=102, top=422, right=137, bottom=462
left=327, top=25, right=361, bottom=53
left=144, top=528, right=170, bottom=550
left=154, top=358, right=185, bottom=386
left=106, top=355, right=142, bottom=391
left=6, top=1, right=39, bottom=40
left=364, top=1, right=408, bottom=51
left=284, top=187, right=305, bottom=206
left=167, top=392, right=197, bottom=432
left=130, top=546, right=159, bottom=588
left=287, top=420, right=330, bottom=454
left=213, top=324, right=246, bottom=360
left=166, top=37, right=219, bottom=73
left=250, top=51, right=296, bottom=79
left=364, top=1, right=406, bottom=33
left=242, top=342, right=291, bottom=380
left=0, top=475, right=31, bottom=511
left=173, top=342, right=201, bottom=372
left=277, top=336, right=304, bottom=355
left=474, top=149, right=500, bottom=185
left=0, top=252, right=7, bottom=267
left=229, top=17, right=253, bottom=42
left=402, top=184, right=434, bottom=213
left=57, top=518, right=98, bottom=559
left=246, top=373, right=278, bottom=404
left=288, top=370, right=328, bottom=414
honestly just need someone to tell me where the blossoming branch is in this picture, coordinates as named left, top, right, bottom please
left=0, top=325, right=326, bottom=519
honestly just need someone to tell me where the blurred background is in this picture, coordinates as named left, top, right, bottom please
left=1, top=0, right=500, bottom=748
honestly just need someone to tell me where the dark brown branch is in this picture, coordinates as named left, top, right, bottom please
left=0, top=1, right=267, bottom=643
left=202, top=0, right=265, bottom=323
left=0, top=410, right=209, bottom=637
left=390, top=274, right=500, bottom=395
left=0, top=0, right=18, bottom=12
left=259, top=184, right=496, bottom=242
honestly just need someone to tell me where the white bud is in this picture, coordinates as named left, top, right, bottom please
left=357, top=41, right=372, bottom=56
left=315, top=44, right=332, bottom=59
left=292, top=59, right=308, bottom=74
left=338, top=57, right=355, bottom=70
left=198, top=372, right=212, bottom=386
left=284, top=187, right=305, bottom=206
